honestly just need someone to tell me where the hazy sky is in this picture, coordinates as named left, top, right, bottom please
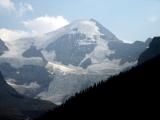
left=0, top=0, right=160, bottom=42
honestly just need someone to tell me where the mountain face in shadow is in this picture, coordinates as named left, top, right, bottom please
left=108, top=40, right=149, bottom=64
left=0, top=63, right=52, bottom=97
left=22, top=45, right=46, bottom=61
left=0, top=71, right=56, bottom=120
left=37, top=54, right=160, bottom=119
left=0, top=38, right=8, bottom=55
left=138, top=37, right=160, bottom=64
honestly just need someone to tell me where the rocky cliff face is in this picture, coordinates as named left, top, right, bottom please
left=0, top=38, right=8, bottom=55
left=138, top=37, right=160, bottom=64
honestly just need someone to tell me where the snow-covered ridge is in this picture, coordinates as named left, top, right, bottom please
left=34, top=19, right=106, bottom=48
left=1, top=19, right=118, bottom=68
left=46, top=62, right=85, bottom=74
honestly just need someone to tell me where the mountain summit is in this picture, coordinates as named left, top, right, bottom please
left=45, top=19, right=120, bottom=68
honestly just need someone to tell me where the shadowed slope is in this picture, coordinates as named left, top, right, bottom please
left=0, top=72, right=56, bottom=120
left=37, top=54, right=160, bottom=119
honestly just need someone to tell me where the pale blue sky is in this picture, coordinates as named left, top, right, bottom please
left=0, top=0, right=160, bottom=42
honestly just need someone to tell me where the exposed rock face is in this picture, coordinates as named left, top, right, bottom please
left=0, top=38, right=8, bottom=55
left=138, top=37, right=160, bottom=64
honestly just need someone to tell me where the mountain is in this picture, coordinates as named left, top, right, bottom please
left=45, top=19, right=120, bottom=68
left=138, top=37, right=160, bottom=64
left=37, top=52, right=160, bottom=120
left=0, top=19, right=150, bottom=104
left=2, top=19, right=148, bottom=68
left=35, top=18, right=148, bottom=68
left=0, top=38, right=8, bottom=55
left=0, top=71, right=56, bottom=120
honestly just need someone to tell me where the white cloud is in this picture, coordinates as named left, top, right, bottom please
left=147, top=16, right=159, bottom=23
left=0, top=0, right=33, bottom=16
left=0, top=0, right=15, bottom=10
left=0, top=16, right=69, bottom=41
left=0, top=28, right=30, bottom=41
left=23, top=16, right=69, bottom=35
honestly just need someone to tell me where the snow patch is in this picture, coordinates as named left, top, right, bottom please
left=46, top=62, right=85, bottom=75
left=7, top=79, right=40, bottom=94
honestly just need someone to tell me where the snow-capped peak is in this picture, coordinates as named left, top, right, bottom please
left=44, top=18, right=119, bottom=45
left=66, top=19, right=101, bottom=39
left=1, top=18, right=120, bottom=69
